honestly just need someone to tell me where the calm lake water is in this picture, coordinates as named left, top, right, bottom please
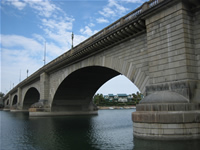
left=0, top=109, right=200, bottom=150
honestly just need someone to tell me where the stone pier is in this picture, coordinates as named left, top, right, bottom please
left=132, top=91, right=200, bottom=140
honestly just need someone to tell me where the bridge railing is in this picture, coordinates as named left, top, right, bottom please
left=3, top=0, right=163, bottom=99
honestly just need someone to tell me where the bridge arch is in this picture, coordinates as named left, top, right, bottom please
left=12, top=95, right=18, bottom=106
left=51, top=66, right=140, bottom=111
left=23, top=87, right=40, bottom=110
left=49, top=51, right=149, bottom=104
left=5, top=99, right=9, bottom=106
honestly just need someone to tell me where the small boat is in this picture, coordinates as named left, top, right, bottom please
left=109, top=107, right=114, bottom=109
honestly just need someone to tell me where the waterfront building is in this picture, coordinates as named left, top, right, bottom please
left=104, top=94, right=133, bottom=102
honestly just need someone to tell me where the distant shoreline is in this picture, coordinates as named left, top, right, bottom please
left=98, top=106, right=136, bottom=110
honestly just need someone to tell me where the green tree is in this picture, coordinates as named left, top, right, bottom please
left=0, top=92, right=5, bottom=108
left=93, top=94, right=100, bottom=105
left=132, top=92, right=143, bottom=104
left=93, top=94, right=105, bottom=105
left=0, top=92, right=4, bottom=99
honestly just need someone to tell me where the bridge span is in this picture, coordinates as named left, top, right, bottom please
left=3, top=0, right=200, bottom=140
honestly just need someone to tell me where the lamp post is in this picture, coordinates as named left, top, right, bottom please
left=44, top=41, right=46, bottom=65
left=71, top=32, right=74, bottom=49
left=19, top=69, right=21, bottom=82
left=27, top=69, right=29, bottom=78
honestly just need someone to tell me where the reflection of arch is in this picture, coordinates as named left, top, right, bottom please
left=23, top=87, right=40, bottom=110
left=12, top=95, right=18, bottom=106
left=52, top=66, right=121, bottom=111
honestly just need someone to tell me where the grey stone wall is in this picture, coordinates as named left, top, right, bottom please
left=146, top=1, right=198, bottom=84
left=194, top=9, right=200, bottom=79
left=144, top=1, right=200, bottom=99
left=40, top=73, right=49, bottom=101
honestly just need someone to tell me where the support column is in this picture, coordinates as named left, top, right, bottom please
left=8, top=94, right=11, bottom=108
left=17, top=87, right=22, bottom=109
left=3, top=95, right=11, bottom=111
left=40, top=72, right=49, bottom=100
left=10, top=88, right=28, bottom=112
left=29, top=72, right=51, bottom=113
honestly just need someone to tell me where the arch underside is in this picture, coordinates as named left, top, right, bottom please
left=23, top=87, right=40, bottom=110
left=52, top=66, right=120, bottom=111
left=12, top=95, right=18, bottom=106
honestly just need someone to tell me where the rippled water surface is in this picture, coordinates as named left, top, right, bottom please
left=1, top=109, right=200, bottom=150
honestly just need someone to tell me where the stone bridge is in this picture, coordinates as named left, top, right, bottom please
left=3, top=0, right=200, bottom=140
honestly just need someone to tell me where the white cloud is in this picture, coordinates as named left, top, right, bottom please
left=99, top=7, right=115, bottom=18
left=1, top=49, right=42, bottom=93
left=41, top=18, right=74, bottom=33
left=122, top=0, right=146, bottom=3
left=26, top=0, right=61, bottom=18
left=96, top=17, right=109, bottom=23
left=0, top=34, right=69, bottom=93
left=1, top=34, right=42, bottom=55
left=99, top=0, right=129, bottom=18
left=3, top=0, right=61, bottom=18
left=88, top=23, right=95, bottom=27
left=108, top=0, right=128, bottom=13
left=4, top=0, right=27, bottom=10
left=80, top=26, right=98, bottom=37
left=32, top=34, right=45, bottom=42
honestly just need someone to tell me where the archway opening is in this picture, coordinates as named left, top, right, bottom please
left=12, top=95, right=18, bottom=106
left=23, top=87, right=40, bottom=110
left=96, top=75, right=140, bottom=95
left=52, top=66, right=120, bottom=112
left=94, top=75, right=141, bottom=107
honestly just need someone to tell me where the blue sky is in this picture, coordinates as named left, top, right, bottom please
left=1, top=0, right=145, bottom=95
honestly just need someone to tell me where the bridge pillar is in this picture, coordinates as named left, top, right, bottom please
left=8, top=94, right=11, bottom=108
left=17, top=87, right=22, bottom=109
left=40, top=72, right=50, bottom=101
left=132, top=91, right=200, bottom=140
left=29, top=72, right=51, bottom=113
left=10, top=87, right=23, bottom=111
left=3, top=95, right=11, bottom=111
left=132, top=0, right=200, bottom=140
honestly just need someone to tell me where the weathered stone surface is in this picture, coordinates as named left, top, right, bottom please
left=133, top=122, right=200, bottom=140
left=132, top=111, right=200, bottom=123
left=136, top=103, right=200, bottom=111
left=140, top=91, right=189, bottom=104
